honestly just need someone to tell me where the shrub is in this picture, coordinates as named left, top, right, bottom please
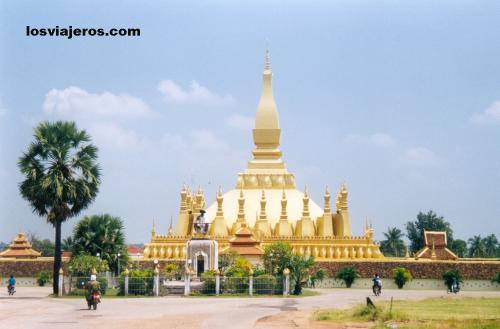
left=162, top=263, right=180, bottom=280
left=310, top=269, right=326, bottom=288
left=335, top=267, right=359, bottom=288
left=442, top=268, right=462, bottom=289
left=393, top=267, right=412, bottom=289
left=68, top=255, right=108, bottom=276
left=97, top=277, right=108, bottom=295
left=119, top=269, right=154, bottom=295
left=200, top=270, right=218, bottom=294
left=491, top=272, right=500, bottom=285
left=253, top=274, right=279, bottom=295
left=37, top=271, right=52, bottom=287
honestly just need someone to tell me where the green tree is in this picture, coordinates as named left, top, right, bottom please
left=68, top=255, right=109, bottom=276
left=406, top=210, right=453, bottom=253
left=288, top=254, right=315, bottom=295
left=262, top=242, right=293, bottom=276
left=482, top=234, right=499, bottom=258
left=62, top=236, right=74, bottom=251
left=18, top=121, right=100, bottom=294
left=449, top=239, right=467, bottom=258
left=72, top=214, right=128, bottom=274
left=468, top=235, right=485, bottom=258
left=380, top=227, right=406, bottom=257
left=27, top=233, right=55, bottom=257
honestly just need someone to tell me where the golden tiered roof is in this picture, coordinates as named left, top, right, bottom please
left=0, top=233, right=41, bottom=259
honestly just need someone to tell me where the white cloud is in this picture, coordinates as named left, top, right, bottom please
left=43, top=86, right=152, bottom=120
left=471, top=101, right=500, bottom=124
left=88, top=122, right=141, bottom=152
left=344, top=133, right=395, bottom=147
left=158, top=80, right=235, bottom=105
left=225, top=114, right=254, bottom=130
left=403, top=147, right=441, bottom=167
left=190, top=130, right=229, bottom=151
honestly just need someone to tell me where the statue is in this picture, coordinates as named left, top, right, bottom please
left=193, top=209, right=210, bottom=235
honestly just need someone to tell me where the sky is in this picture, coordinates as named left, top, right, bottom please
left=1, top=1, right=499, bottom=244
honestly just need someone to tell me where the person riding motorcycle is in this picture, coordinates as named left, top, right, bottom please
left=84, top=275, right=101, bottom=309
left=372, top=273, right=382, bottom=295
left=7, top=275, right=16, bottom=295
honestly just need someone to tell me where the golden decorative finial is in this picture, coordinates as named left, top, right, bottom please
left=167, top=216, right=173, bottom=236
left=216, top=186, right=224, bottom=217
left=280, top=188, right=288, bottom=220
left=431, top=239, right=437, bottom=260
left=302, top=187, right=310, bottom=218
left=259, top=190, right=267, bottom=220
left=151, top=221, right=156, bottom=237
left=264, top=48, right=271, bottom=71
left=324, top=186, right=331, bottom=214
left=237, top=188, right=246, bottom=222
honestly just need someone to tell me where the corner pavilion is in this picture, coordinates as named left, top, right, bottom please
left=144, top=51, right=383, bottom=262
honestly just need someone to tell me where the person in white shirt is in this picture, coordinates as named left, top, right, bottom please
left=195, top=210, right=210, bottom=235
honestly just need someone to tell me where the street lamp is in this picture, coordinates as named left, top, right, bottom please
left=96, top=252, right=100, bottom=258
left=117, top=252, right=121, bottom=276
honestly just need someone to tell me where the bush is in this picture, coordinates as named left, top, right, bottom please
left=201, top=270, right=218, bottom=294
left=162, top=263, right=179, bottom=280
left=393, top=267, right=412, bottom=289
left=97, top=277, right=108, bottom=295
left=491, top=273, right=500, bottom=285
left=443, top=268, right=462, bottom=289
left=335, top=267, right=359, bottom=288
left=310, top=269, right=326, bottom=288
left=119, top=269, right=154, bottom=295
left=68, top=255, right=109, bottom=276
left=253, top=274, right=279, bottom=295
left=37, top=271, right=52, bottom=287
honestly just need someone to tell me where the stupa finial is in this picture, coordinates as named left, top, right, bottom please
left=265, top=48, right=271, bottom=71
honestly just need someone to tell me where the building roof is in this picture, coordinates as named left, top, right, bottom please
left=128, top=245, right=144, bottom=255
left=221, top=226, right=264, bottom=256
left=0, top=233, right=41, bottom=259
left=415, top=230, right=457, bottom=260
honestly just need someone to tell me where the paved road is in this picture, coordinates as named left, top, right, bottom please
left=1, top=288, right=499, bottom=329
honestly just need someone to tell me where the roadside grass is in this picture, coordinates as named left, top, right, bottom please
left=314, top=297, right=500, bottom=329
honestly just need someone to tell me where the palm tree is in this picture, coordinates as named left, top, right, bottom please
left=380, top=227, right=406, bottom=257
left=72, top=214, right=128, bottom=274
left=468, top=235, right=485, bottom=258
left=482, top=234, right=499, bottom=258
left=62, top=236, right=74, bottom=251
left=19, top=121, right=100, bottom=294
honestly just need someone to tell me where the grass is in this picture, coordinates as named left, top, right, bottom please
left=314, top=297, right=500, bottom=329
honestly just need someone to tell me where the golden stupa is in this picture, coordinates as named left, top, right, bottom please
left=144, top=51, right=383, bottom=261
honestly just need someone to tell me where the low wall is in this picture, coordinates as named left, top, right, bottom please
left=314, top=278, right=500, bottom=291
left=314, top=259, right=500, bottom=280
left=0, top=257, right=70, bottom=277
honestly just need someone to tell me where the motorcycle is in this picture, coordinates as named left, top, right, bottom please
left=7, top=285, right=15, bottom=296
left=448, top=283, right=460, bottom=294
left=88, top=291, right=101, bottom=310
left=372, top=284, right=381, bottom=296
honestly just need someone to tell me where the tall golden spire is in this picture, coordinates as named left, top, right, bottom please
left=237, top=189, right=246, bottom=223
left=280, top=188, right=288, bottom=220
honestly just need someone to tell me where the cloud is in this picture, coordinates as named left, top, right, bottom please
left=43, top=86, right=152, bottom=120
left=88, top=122, right=142, bottom=152
left=344, top=133, right=395, bottom=147
left=158, top=80, right=235, bottom=105
left=225, top=114, right=254, bottom=130
left=403, top=147, right=441, bottom=167
left=471, top=101, right=500, bottom=124
left=190, top=130, right=229, bottom=151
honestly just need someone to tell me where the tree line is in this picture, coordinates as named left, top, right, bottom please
left=380, top=210, right=499, bottom=258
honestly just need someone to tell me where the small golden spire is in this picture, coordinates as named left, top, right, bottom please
left=237, top=188, right=246, bottom=222
left=280, top=188, right=288, bottom=220
left=324, top=186, right=331, bottom=214
left=302, top=186, right=310, bottom=218
left=216, top=186, right=224, bottom=217
left=259, top=190, right=267, bottom=220
left=431, top=239, right=437, bottom=260
left=151, top=221, right=156, bottom=237
left=167, top=216, right=173, bottom=236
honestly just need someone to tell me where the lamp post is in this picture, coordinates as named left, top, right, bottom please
left=117, top=252, right=121, bottom=276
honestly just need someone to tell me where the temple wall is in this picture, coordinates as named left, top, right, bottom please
left=314, top=278, right=500, bottom=291
left=314, top=259, right=500, bottom=280
left=0, top=257, right=70, bottom=277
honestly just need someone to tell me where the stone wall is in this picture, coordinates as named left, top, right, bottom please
left=314, top=259, right=500, bottom=280
left=0, top=257, right=69, bottom=277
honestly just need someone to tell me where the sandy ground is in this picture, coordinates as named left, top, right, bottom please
left=1, top=287, right=499, bottom=329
